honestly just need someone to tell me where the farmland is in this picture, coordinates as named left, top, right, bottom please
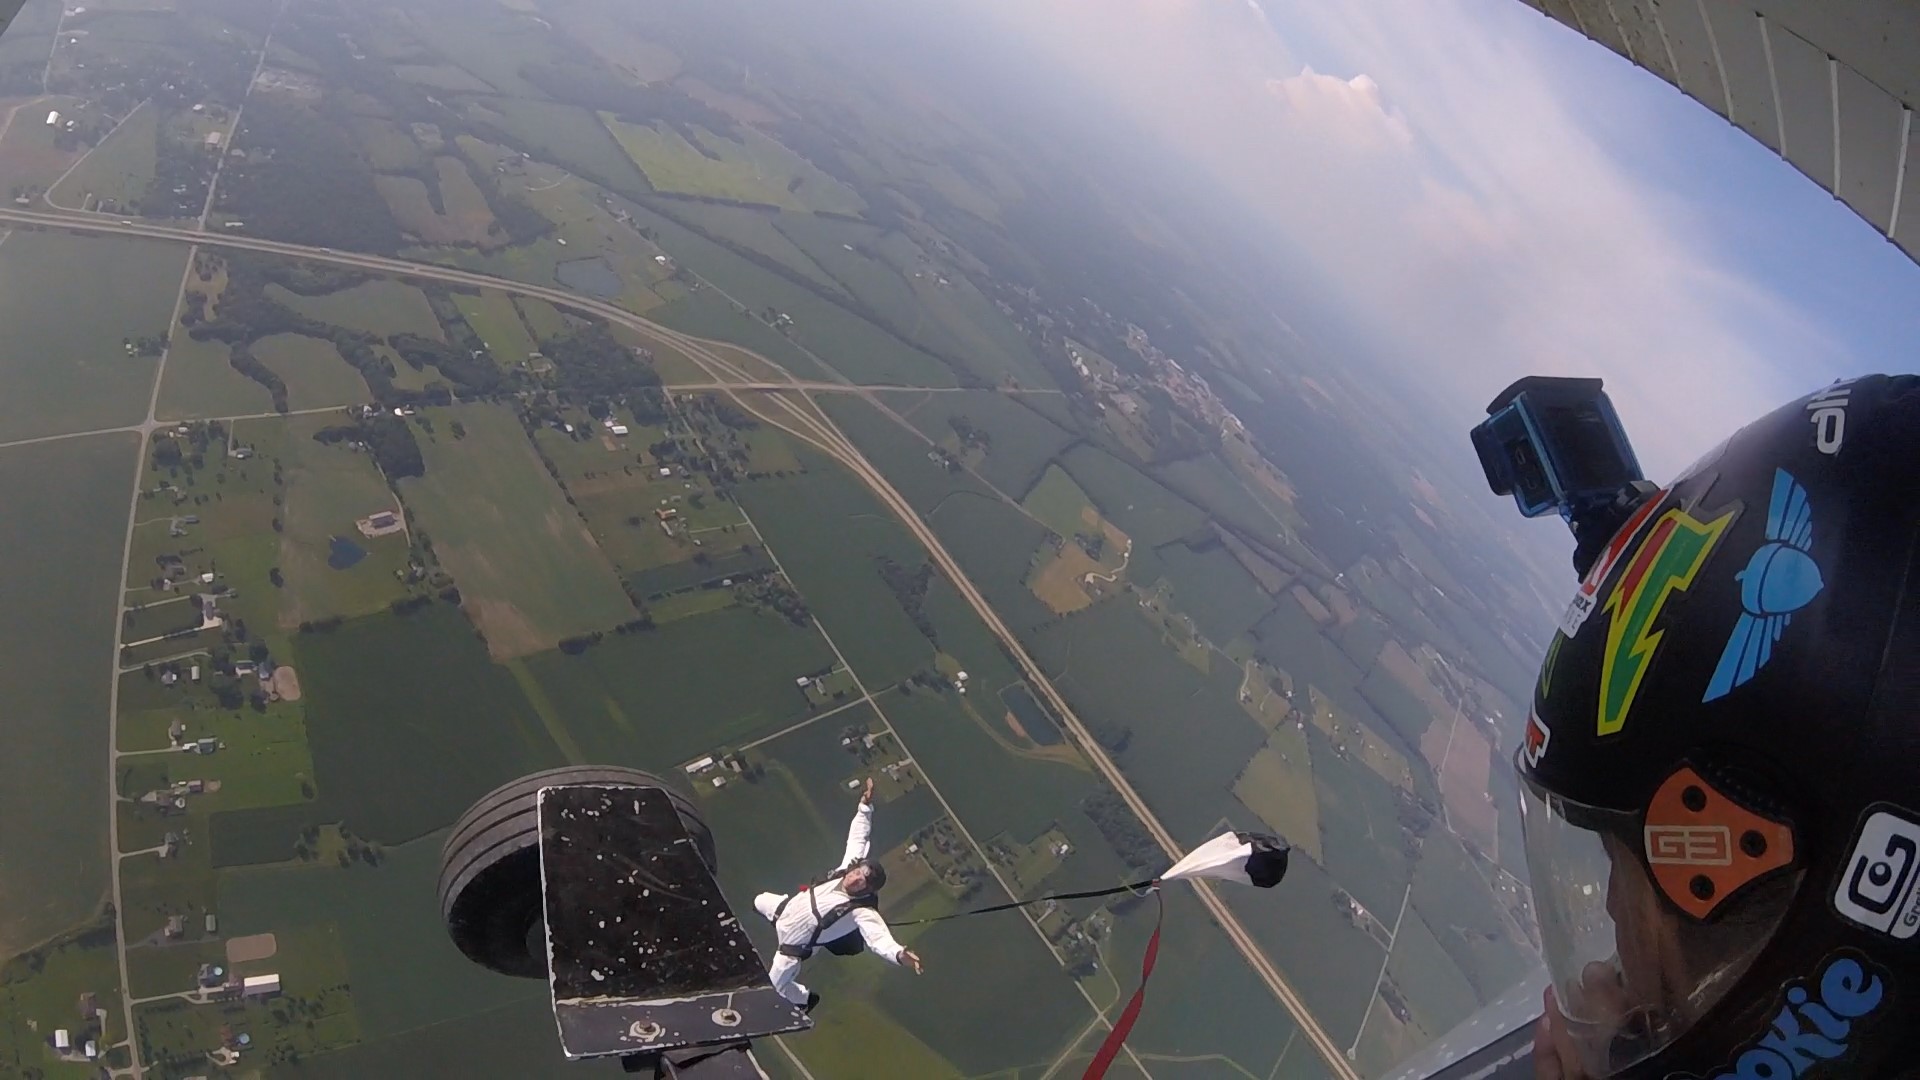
left=604, top=119, right=862, bottom=214
left=250, top=333, right=371, bottom=410
left=0, top=435, right=139, bottom=960
left=47, top=99, right=157, bottom=213
left=272, top=415, right=414, bottom=628
left=452, top=288, right=537, bottom=364
left=398, top=404, right=635, bottom=658
left=516, top=604, right=837, bottom=769
left=375, top=157, right=500, bottom=247
left=266, top=279, right=443, bottom=340
left=1060, top=445, right=1208, bottom=548
left=734, top=463, right=938, bottom=687
left=0, top=231, right=185, bottom=442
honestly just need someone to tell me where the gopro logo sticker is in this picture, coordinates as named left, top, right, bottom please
left=1834, top=809, right=1920, bottom=939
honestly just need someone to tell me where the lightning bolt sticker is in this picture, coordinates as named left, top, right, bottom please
left=1598, top=507, right=1735, bottom=736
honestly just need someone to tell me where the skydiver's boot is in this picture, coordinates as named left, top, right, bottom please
left=803, top=992, right=821, bottom=1015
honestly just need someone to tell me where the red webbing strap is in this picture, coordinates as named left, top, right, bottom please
left=1081, top=888, right=1163, bottom=1080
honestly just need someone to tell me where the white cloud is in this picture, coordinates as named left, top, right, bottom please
left=971, top=0, right=1853, bottom=479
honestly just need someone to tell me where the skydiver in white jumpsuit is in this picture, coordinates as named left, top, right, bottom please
left=753, top=779, right=925, bottom=1012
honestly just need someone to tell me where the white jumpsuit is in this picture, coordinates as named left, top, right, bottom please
left=753, top=798, right=908, bottom=1005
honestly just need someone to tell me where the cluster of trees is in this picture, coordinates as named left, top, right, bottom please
left=312, top=414, right=426, bottom=480
left=947, top=414, right=990, bottom=452
left=1081, top=790, right=1160, bottom=871
left=875, top=556, right=938, bottom=645
left=217, top=99, right=404, bottom=253
left=544, top=323, right=663, bottom=407
left=736, top=578, right=809, bottom=627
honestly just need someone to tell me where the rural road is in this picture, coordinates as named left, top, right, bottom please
left=0, top=204, right=1362, bottom=1080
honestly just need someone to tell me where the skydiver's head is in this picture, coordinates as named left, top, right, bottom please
left=1517, top=376, right=1920, bottom=1076
left=842, top=860, right=885, bottom=897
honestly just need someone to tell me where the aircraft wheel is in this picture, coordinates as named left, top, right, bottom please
left=437, top=765, right=715, bottom=978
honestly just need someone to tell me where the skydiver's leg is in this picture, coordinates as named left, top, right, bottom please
left=754, top=892, right=786, bottom=923
left=767, top=953, right=810, bottom=1005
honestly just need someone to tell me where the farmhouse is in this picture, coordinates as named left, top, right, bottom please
left=357, top=509, right=404, bottom=538
left=241, top=974, right=281, bottom=998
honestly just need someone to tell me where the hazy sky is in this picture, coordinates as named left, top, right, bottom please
left=972, top=0, right=1920, bottom=480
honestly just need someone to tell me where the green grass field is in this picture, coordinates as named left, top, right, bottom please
left=515, top=604, right=836, bottom=769
left=648, top=202, right=846, bottom=294
left=0, top=231, right=185, bottom=442
left=275, top=414, right=412, bottom=629
left=1029, top=597, right=1267, bottom=846
left=452, top=289, right=536, bottom=363
left=899, top=392, right=1077, bottom=499
left=513, top=296, right=571, bottom=341
left=219, top=829, right=546, bottom=1042
left=267, top=279, right=443, bottom=340
left=230, top=603, right=564, bottom=849
left=1233, top=724, right=1322, bottom=862
left=1060, top=445, right=1208, bottom=549
left=604, top=119, right=860, bottom=213
left=1159, top=540, right=1275, bottom=645
left=251, top=333, right=372, bottom=410
left=817, top=394, right=995, bottom=515
left=154, top=326, right=273, bottom=421
left=399, top=404, right=635, bottom=658
left=1022, top=463, right=1097, bottom=537
left=48, top=98, right=157, bottom=212
left=734, top=463, right=936, bottom=686
left=377, top=157, right=499, bottom=247
left=625, top=201, right=957, bottom=387
left=472, top=97, right=652, bottom=197
left=1308, top=723, right=1414, bottom=922
left=349, top=115, right=430, bottom=173
left=927, top=493, right=1055, bottom=633
left=0, top=435, right=138, bottom=959
left=0, top=920, right=124, bottom=1078
left=0, top=94, right=87, bottom=192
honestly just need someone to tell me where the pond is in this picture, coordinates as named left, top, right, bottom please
left=999, top=682, right=1061, bottom=746
left=327, top=536, right=367, bottom=570
left=553, top=257, right=622, bottom=299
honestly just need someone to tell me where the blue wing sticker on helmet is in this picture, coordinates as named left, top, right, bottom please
left=1704, top=469, right=1824, bottom=703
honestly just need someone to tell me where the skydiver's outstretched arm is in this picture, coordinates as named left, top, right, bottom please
left=840, top=778, right=874, bottom=870
left=850, top=908, right=923, bottom=974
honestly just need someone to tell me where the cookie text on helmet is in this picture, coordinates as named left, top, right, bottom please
left=1702, top=953, right=1885, bottom=1080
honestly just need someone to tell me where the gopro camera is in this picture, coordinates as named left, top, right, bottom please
left=1472, top=377, right=1656, bottom=577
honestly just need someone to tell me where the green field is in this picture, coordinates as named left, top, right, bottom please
left=394, top=63, right=497, bottom=92
left=274, top=415, right=413, bottom=628
left=207, top=603, right=562, bottom=857
left=252, top=333, right=373, bottom=410
left=625, top=201, right=958, bottom=387
left=1159, top=540, right=1275, bottom=645
left=928, top=493, right=1055, bottom=633
left=349, top=115, right=430, bottom=173
left=647, top=202, right=846, bottom=294
left=1060, top=445, right=1209, bottom=548
left=399, top=404, right=635, bottom=658
left=1408, top=839, right=1534, bottom=1002
left=453, top=289, right=537, bottom=363
left=267, top=278, right=443, bottom=340
left=604, top=119, right=862, bottom=214
left=48, top=99, right=158, bottom=213
left=1233, top=723, right=1322, bottom=862
left=0, top=231, right=185, bottom=442
left=155, top=325, right=274, bottom=420
left=1153, top=452, right=1299, bottom=547
left=1022, top=464, right=1097, bottom=537
left=219, top=830, right=546, bottom=1042
left=0, top=435, right=137, bottom=958
left=513, top=296, right=571, bottom=340
left=1028, top=597, right=1267, bottom=846
left=516, top=604, right=836, bottom=769
left=734, top=463, right=937, bottom=686
left=900, top=392, right=1076, bottom=499
left=817, top=394, right=994, bottom=515
left=648, top=287, right=832, bottom=383
left=0, top=920, right=124, bottom=1079
left=471, top=97, right=652, bottom=197
left=1308, top=725, right=1414, bottom=922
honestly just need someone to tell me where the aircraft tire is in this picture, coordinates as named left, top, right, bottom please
left=437, top=765, right=715, bottom=978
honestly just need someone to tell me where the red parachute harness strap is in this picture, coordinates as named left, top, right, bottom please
left=1082, top=884, right=1164, bottom=1080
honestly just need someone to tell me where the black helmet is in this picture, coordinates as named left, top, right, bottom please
left=1517, top=374, right=1920, bottom=1076
left=848, top=858, right=885, bottom=895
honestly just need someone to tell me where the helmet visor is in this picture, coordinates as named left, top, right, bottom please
left=1517, top=775, right=1798, bottom=1075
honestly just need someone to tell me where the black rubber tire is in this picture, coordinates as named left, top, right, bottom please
left=437, top=765, right=716, bottom=979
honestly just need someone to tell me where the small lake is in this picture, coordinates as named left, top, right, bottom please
left=1000, top=683, right=1062, bottom=746
left=554, top=257, right=622, bottom=299
left=327, top=536, right=367, bottom=570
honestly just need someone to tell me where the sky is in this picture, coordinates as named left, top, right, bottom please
left=967, top=0, right=1920, bottom=481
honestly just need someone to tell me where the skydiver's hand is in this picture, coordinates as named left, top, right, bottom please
left=1534, top=986, right=1592, bottom=1080
left=862, top=778, right=874, bottom=804
left=902, top=950, right=924, bottom=975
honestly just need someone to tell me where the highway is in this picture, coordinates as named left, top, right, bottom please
left=0, top=204, right=1362, bottom=1080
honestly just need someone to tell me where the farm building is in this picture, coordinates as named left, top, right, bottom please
left=683, top=755, right=715, bottom=774
left=241, top=974, right=281, bottom=998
